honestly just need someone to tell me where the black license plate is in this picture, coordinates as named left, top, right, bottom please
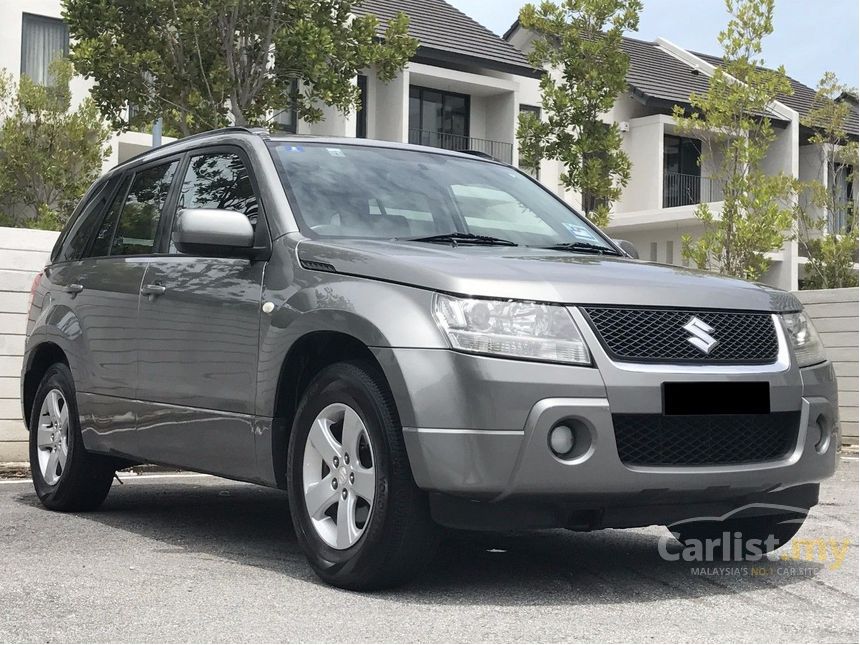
left=662, top=382, right=770, bottom=416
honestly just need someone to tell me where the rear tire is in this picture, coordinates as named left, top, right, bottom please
left=287, top=360, right=438, bottom=590
left=29, top=363, right=114, bottom=511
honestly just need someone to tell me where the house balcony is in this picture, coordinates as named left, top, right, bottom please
left=662, top=172, right=725, bottom=208
left=408, top=128, right=513, bottom=164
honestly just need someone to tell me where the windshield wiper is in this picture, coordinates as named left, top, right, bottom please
left=407, top=232, right=518, bottom=247
left=540, top=241, right=622, bottom=256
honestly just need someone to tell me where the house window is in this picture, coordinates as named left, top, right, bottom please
left=21, top=13, right=69, bottom=85
left=829, top=163, right=855, bottom=234
left=518, top=105, right=541, bottom=179
left=408, top=85, right=470, bottom=150
left=273, top=79, right=299, bottom=134
left=356, top=75, right=368, bottom=139
left=663, top=135, right=702, bottom=207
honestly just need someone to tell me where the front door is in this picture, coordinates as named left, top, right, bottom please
left=134, top=149, right=266, bottom=480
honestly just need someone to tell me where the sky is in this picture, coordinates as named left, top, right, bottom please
left=448, top=0, right=859, bottom=89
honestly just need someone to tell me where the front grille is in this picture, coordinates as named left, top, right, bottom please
left=613, top=412, right=800, bottom=466
left=581, top=307, right=779, bottom=364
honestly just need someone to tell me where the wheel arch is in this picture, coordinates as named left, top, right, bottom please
left=270, top=330, right=395, bottom=489
left=22, top=342, right=69, bottom=430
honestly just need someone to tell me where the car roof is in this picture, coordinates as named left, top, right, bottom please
left=109, top=127, right=499, bottom=177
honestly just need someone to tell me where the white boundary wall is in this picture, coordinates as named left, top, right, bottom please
left=0, top=227, right=60, bottom=461
left=795, top=288, right=859, bottom=445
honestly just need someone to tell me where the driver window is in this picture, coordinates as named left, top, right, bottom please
left=172, top=152, right=259, bottom=251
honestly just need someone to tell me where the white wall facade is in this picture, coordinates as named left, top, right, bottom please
left=0, top=227, right=60, bottom=461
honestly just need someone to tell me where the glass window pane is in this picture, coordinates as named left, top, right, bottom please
left=421, top=90, right=443, bottom=136
left=21, top=14, right=69, bottom=86
left=57, top=181, right=111, bottom=263
left=110, top=162, right=178, bottom=256
left=356, top=75, right=368, bottom=139
left=90, top=175, right=131, bottom=258
left=452, top=185, right=555, bottom=237
left=172, top=153, right=258, bottom=251
left=269, top=142, right=614, bottom=251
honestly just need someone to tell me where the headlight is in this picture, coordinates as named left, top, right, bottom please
left=781, top=311, right=827, bottom=367
left=432, top=293, right=591, bottom=365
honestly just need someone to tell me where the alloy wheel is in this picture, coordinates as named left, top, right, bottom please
left=36, top=389, right=69, bottom=486
left=302, top=403, right=376, bottom=549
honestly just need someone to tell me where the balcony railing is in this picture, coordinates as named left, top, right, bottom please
left=408, top=129, right=513, bottom=165
left=663, top=172, right=725, bottom=208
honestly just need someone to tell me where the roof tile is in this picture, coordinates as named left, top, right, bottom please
left=353, top=0, right=535, bottom=74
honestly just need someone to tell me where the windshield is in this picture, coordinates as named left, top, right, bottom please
left=268, top=141, right=617, bottom=251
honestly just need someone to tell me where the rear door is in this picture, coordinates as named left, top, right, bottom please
left=47, top=157, right=180, bottom=456
left=134, top=147, right=267, bottom=479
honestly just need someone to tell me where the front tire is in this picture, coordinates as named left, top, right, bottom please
left=29, top=363, right=114, bottom=511
left=287, top=360, right=437, bottom=590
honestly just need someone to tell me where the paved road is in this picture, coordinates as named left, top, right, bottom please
left=0, top=458, right=857, bottom=643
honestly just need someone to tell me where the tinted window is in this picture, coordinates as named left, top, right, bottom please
left=55, top=180, right=110, bottom=263
left=89, top=174, right=131, bottom=258
left=177, top=153, right=258, bottom=224
left=110, top=161, right=178, bottom=256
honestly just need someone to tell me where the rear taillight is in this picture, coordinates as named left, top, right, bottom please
left=28, top=271, right=43, bottom=310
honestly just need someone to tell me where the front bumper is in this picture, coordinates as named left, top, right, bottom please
left=375, top=311, right=839, bottom=522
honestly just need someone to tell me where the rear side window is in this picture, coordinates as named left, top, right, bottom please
left=89, top=174, right=131, bottom=258
left=109, top=161, right=178, bottom=256
left=55, top=179, right=112, bottom=263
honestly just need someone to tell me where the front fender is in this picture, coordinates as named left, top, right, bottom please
left=256, top=263, right=447, bottom=418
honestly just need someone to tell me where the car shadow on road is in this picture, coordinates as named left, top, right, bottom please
left=13, top=478, right=827, bottom=605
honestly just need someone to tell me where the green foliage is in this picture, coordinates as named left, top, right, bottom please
left=673, top=0, right=795, bottom=281
left=0, top=61, right=111, bottom=230
left=802, top=236, right=858, bottom=289
left=62, top=0, right=418, bottom=137
left=517, top=0, right=641, bottom=227
left=795, top=72, right=859, bottom=290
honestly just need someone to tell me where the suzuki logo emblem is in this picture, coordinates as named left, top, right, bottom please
left=683, top=317, right=719, bottom=354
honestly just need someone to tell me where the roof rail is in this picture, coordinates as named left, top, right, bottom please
left=117, top=125, right=271, bottom=167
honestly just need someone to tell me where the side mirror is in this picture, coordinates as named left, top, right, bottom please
left=613, top=239, right=640, bottom=259
left=173, top=208, right=255, bottom=256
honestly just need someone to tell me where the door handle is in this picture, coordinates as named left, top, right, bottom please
left=64, top=283, right=84, bottom=295
left=140, top=284, right=167, bottom=297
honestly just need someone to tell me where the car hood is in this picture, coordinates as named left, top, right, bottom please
left=294, top=238, right=799, bottom=312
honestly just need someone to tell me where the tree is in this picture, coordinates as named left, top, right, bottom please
left=0, top=60, right=111, bottom=230
left=63, top=0, right=418, bottom=137
left=673, top=0, right=795, bottom=281
left=517, top=0, right=641, bottom=227
left=794, top=72, right=858, bottom=289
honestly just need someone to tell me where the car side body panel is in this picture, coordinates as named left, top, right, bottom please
left=36, top=258, right=149, bottom=457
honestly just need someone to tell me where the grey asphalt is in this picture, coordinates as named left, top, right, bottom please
left=0, top=458, right=857, bottom=643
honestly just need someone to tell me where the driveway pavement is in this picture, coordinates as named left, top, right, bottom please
left=0, top=457, right=857, bottom=643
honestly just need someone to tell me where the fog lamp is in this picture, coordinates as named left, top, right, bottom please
left=549, top=425, right=575, bottom=457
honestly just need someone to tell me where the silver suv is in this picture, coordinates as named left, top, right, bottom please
left=22, top=128, right=838, bottom=589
